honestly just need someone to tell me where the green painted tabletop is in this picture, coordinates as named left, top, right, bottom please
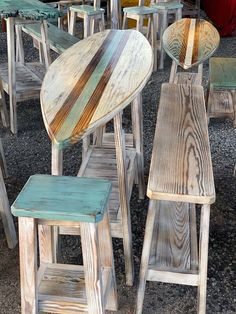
left=0, top=0, right=62, bottom=19
left=11, top=175, right=112, bottom=223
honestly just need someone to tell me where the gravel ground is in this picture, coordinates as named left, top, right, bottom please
left=0, top=27, right=235, bottom=314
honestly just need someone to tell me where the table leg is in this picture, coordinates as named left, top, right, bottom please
left=6, top=17, right=17, bottom=134
left=114, top=112, right=134, bottom=286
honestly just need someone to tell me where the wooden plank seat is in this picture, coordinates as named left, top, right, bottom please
left=162, top=18, right=220, bottom=85
left=21, top=21, right=79, bottom=55
left=11, top=175, right=118, bottom=313
left=136, top=83, right=215, bottom=314
left=207, top=57, right=236, bottom=127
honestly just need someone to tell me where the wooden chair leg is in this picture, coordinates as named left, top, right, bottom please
left=0, top=167, right=17, bottom=249
left=0, top=138, right=8, bottom=178
left=98, top=210, right=118, bottom=311
left=136, top=200, right=157, bottom=314
left=40, top=20, right=51, bottom=69
left=132, top=94, right=145, bottom=199
left=197, top=204, right=210, bottom=314
left=114, top=112, right=134, bottom=286
left=15, top=25, right=24, bottom=64
left=80, top=222, right=105, bottom=313
left=69, top=10, right=76, bottom=35
left=136, top=16, right=143, bottom=32
left=169, top=60, right=177, bottom=83
left=19, top=217, right=38, bottom=314
left=150, top=15, right=157, bottom=71
left=6, top=18, right=17, bottom=134
left=175, top=7, right=182, bottom=20
left=0, top=79, right=9, bottom=128
left=99, top=13, right=105, bottom=32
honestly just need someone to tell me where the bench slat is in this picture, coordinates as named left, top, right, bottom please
left=147, top=83, right=215, bottom=204
left=149, top=200, right=198, bottom=272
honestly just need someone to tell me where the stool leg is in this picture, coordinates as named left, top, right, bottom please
left=98, top=210, right=118, bottom=311
left=80, top=222, right=104, bottom=313
left=114, top=112, right=134, bottom=286
left=175, top=7, right=182, bottom=21
left=99, top=13, right=105, bottom=32
left=84, top=15, right=91, bottom=38
left=136, top=200, right=157, bottom=314
left=197, top=204, right=210, bottom=314
left=169, top=60, right=177, bottom=83
left=150, top=14, right=157, bottom=71
left=0, top=139, right=8, bottom=178
left=19, top=217, right=38, bottom=314
left=122, top=12, right=128, bottom=30
left=0, top=167, right=17, bottom=249
left=136, top=16, right=143, bottom=32
left=0, top=79, right=9, bottom=128
left=132, top=94, right=145, bottom=199
left=69, top=10, right=76, bottom=35
left=40, top=20, right=51, bottom=69
left=158, top=11, right=167, bottom=70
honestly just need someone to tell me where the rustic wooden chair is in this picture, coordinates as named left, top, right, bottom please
left=122, top=0, right=158, bottom=70
left=69, top=0, right=105, bottom=37
left=136, top=83, right=215, bottom=314
left=0, top=138, right=17, bottom=249
left=162, top=18, right=220, bottom=85
left=150, top=0, right=183, bottom=69
left=207, top=57, right=236, bottom=128
left=11, top=175, right=118, bottom=313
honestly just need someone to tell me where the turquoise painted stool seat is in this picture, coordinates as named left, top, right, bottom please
left=208, top=57, right=236, bottom=127
left=151, top=1, right=183, bottom=10
left=70, top=4, right=105, bottom=15
left=69, top=2, right=105, bottom=38
left=123, top=6, right=158, bottom=15
left=12, top=175, right=111, bottom=222
left=11, top=174, right=118, bottom=313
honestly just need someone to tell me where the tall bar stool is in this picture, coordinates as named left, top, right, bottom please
left=150, top=0, right=183, bottom=69
left=11, top=175, right=118, bottom=314
left=69, top=0, right=105, bottom=37
left=122, top=0, right=158, bottom=70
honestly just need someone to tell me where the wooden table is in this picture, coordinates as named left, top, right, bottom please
left=162, top=18, right=220, bottom=85
left=41, top=29, right=153, bottom=286
left=0, top=0, right=61, bottom=133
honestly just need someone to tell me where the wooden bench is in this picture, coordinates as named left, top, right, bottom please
left=21, top=21, right=79, bottom=55
left=136, top=83, right=215, bottom=314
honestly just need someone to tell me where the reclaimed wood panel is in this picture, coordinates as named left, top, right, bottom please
left=41, top=29, right=153, bottom=149
left=147, top=83, right=215, bottom=204
left=163, top=18, right=220, bottom=69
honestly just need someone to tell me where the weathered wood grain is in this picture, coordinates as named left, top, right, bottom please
left=147, top=83, right=215, bottom=204
left=41, top=29, right=153, bottom=149
left=163, top=18, right=220, bottom=70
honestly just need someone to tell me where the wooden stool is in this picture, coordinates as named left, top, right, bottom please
left=0, top=139, right=17, bottom=249
left=150, top=0, right=183, bottom=69
left=40, top=30, right=153, bottom=286
left=136, top=84, right=215, bottom=313
left=69, top=1, right=105, bottom=38
left=162, top=18, right=220, bottom=86
left=11, top=174, right=118, bottom=314
left=122, top=1, right=158, bottom=70
left=207, top=57, right=236, bottom=128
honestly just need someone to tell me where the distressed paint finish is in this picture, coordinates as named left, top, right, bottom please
left=209, top=57, right=236, bottom=89
left=11, top=175, right=112, bottom=223
left=22, top=22, right=79, bottom=55
left=41, top=29, right=153, bottom=149
left=0, top=0, right=62, bottom=20
left=163, top=18, right=220, bottom=69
